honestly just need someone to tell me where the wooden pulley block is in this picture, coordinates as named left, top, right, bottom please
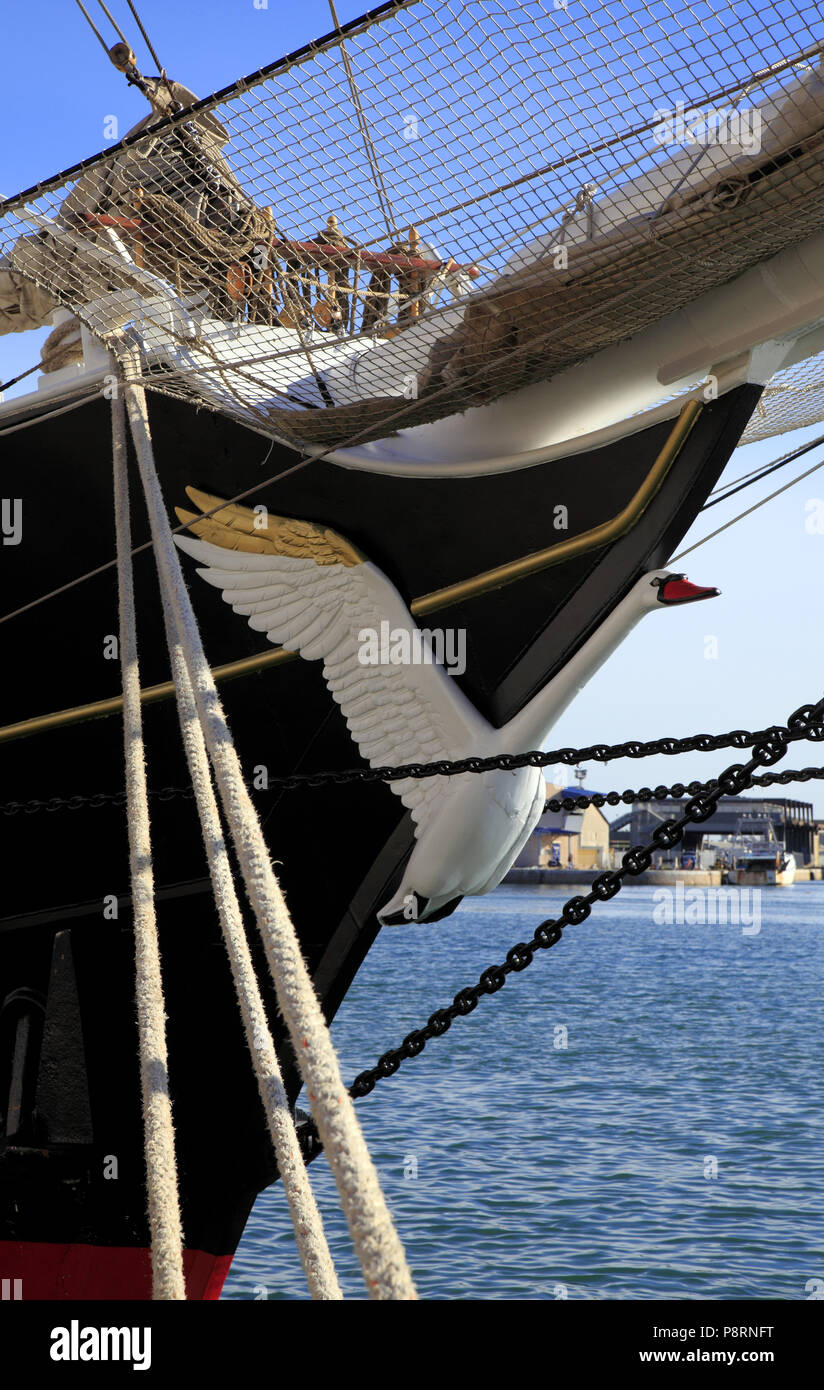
left=109, top=42, right=136, bottom=72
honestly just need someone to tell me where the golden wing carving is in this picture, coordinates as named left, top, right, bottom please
left=174, top=486, right=364, bottom=567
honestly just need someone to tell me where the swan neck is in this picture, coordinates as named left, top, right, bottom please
left=503, top=593, right=649, bottom=752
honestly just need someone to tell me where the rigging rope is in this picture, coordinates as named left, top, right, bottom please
left=124, top=0, right=176, bottom=75
left=5, top=5, right=819, bottom=224
left=39, top=316, right=84, bottom=374
left=0, top=361, right=40, bottom=393
left=94, top=0, right=129, bottom=46
left=328, top=0, right=398, bottom=241
left=111, top=384, right=186, bottom=1301
left=117, top=341, right=416, bottom=1300
left=7, top=3, right=824, bottom=454
left=702, top=429, right=824, bottom=510
left=0, top=392, right=103, bottom=436
left=158, top=582, right=342, bottom=1300
left=0, top=422, right=313, bottom=623
left=0, top=370, right=749, bottom=624
left=672, top=446, right=824, bottom=562
left=71, top=0, right=113, bottom=59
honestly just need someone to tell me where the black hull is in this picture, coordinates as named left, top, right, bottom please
left=0, top=383, right=761, bottom=1297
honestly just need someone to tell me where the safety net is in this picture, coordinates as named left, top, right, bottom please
left=1, top=0, right=823, bottom=453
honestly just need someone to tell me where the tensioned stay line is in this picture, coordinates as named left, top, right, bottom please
left=123, top=0, right=166, bottom=74
left=4, top=28, right=823, bottom=634
left=0, top=391, right=102, bottom=434
left=94, top=0, right=129, bottom=46
left=328, top=0, right=398, bottom=241
left=18, top=105, right=798, bottom=615
left=672, top=446, right=824, bottom=562
left=71, top=0, right=112, bottom=58
left=702, top=429, right=824, bottom=510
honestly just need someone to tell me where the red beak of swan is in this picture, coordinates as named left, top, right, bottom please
left=656, top=574, right=720, bottom=605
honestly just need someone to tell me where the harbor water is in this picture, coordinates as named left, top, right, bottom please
left=224, top=883, right=824, bottom=1300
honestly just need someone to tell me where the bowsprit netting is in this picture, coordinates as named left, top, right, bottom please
left=1, top=0, right=823, bottom=450
left=740, top=346, right=824, bottom=445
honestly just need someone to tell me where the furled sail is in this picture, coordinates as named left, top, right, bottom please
left=1, top=0, right=823, bottom=452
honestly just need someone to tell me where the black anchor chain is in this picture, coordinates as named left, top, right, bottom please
left=4, top=764, right=824, bottom=821
left=5, top=716, right=824, bottom=818
left=5, top=695, right=823, bottom=1171
left=214, top=715, right=824, bottom=792
left=0, top=785, right=195, bottom=816
left=543, top=763, right=824, bottom=813
left=294, top=697, right=824, bottom=1164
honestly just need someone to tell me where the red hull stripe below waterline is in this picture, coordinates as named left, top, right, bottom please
left=0, top=1242, right=233, bottom=1300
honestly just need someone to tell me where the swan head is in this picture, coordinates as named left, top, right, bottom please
left=640, top=570, right=720, bottom=609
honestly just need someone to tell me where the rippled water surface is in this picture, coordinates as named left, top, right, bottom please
left=224, top=883, right=824, bottom=1300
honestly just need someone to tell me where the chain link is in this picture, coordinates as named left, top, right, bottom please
left=5, top=762, right=824, bottom=820
left=5, top=695, right=824, bottom=1167
left=543, top=764, right=824, bottom=813
left=0, top=785, right=195, bottom=816
left=221, top=716, right=824, bottom=792
left=312, top=698, right=824, bottom=1130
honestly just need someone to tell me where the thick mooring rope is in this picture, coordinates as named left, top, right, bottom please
left=111, top=388, right=186, bottom=1301
left=40, top=315, right=84, bottom=373
left=116, top=343, right=416, bottom=1301
left=158, top=587, right=342, bottom=1300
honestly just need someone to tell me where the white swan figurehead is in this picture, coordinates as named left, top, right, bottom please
left=174, top=488, right=718, bottom=925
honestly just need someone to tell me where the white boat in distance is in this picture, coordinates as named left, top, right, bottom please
left=725, top=817, right=798, bottom=885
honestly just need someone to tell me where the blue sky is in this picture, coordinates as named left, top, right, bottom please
left=2, top=1, right=824, bottom=816
left=1, top=1, right=368, bottom=199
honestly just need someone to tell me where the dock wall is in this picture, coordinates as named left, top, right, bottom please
left=505, top=867, right=723, bottom=887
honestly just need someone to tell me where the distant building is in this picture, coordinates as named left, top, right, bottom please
left=515, top=782, right=610, bottom=870
left=609, top=794, right=818, bottom=866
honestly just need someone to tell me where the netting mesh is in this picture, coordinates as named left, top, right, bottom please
left=740, top=347, right=824, bottom=444
left=1, top=0, right=823, bottom=452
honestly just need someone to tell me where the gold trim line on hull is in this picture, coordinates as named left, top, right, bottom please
left=411, top=399, right=702, bottom=616
left=0, top=401, right=702, bottom=746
